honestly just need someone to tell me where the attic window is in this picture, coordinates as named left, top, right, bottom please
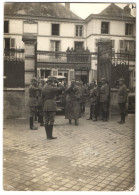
left=101, top=22, right=109, bottom=34
left=52, top=24, right=59, bottom=36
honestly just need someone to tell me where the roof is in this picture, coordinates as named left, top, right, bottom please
left=86, top=3, right=135, bottom=22
left=99, top=3, right=133, bottom=18
left=4, top=2, right=83, bottom=21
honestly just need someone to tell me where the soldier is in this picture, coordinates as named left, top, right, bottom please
left=118, top=77, right=128, bottom=124
left=65, top=80, right=81, bottom=125
left=42, top=76, right=64, bottom=140
left=79, top=81, right=87, bottom=115
left=87, top=81, right=95, bottom=120
left=89, top=80, right=99, bottom=121
left=28, top=77, right=38, bottom=130
left=99, top=77, right=110, bottom=121
left=37, top=79, right=45, bottom=126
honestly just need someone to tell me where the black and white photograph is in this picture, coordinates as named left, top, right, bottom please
left=2, top=0, right=136, bottom=192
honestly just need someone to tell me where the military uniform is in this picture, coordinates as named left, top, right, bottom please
left=118, top=79, right=127, bottom=124
left=37, top=81, right=45, bottom=126
left=42, top=76, right=64, bottom=139
left=28, top=78, right=38, bottom=130
left=89, top=86, right=99, bottom=121
left=65, top=82, right=81, bottom=125
left=100, top=78, right=109, bottom=121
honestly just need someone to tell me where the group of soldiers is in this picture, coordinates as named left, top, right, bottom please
left=28, top=75, right=128, bottom=140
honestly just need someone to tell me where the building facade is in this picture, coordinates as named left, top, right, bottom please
left=4, top=3, right=136, bottom=88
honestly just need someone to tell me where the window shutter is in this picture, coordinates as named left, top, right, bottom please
left=10, top=38, right=15, bottom=48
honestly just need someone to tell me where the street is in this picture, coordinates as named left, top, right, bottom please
left=3, top=113, right=135, bottom=191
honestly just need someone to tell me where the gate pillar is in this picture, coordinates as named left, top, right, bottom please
left=22, top=35, right=37, bottom=85
left=22, top=35, right=37, bottom=118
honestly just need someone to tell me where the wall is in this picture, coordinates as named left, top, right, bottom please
left=4, top=90, right=26, bottom=119
left=9, top=19, right=23, bottom=34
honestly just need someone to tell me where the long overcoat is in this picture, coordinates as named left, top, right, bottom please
left=28, top=85, right=38, bottom=107
left=65, top=86, right=81, bottom=120
left=118, top=84, right=127, bottom=103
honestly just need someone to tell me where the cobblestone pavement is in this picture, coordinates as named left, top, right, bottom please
left=3, top=113, right=135, bottom=191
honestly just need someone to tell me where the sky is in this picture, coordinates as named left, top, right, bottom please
left=62, top=3, right=136, bottom=19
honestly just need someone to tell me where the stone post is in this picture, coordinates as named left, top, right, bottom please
left=22, top=35, right=37, bottom=118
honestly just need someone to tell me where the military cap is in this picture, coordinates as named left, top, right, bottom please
left=31, top=77, right=37, bottom=82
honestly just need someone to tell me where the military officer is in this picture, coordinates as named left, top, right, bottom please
left=118, top=77, right=128, bottom=124
left=99, top=77, right=109, bottom=121
left=87, top=80, right=96, bottom=120
left=28, top=77, right=38, bottom=130
left=37, top=79, right=45, bottom=126
left=65, top=80, right=81, bottom=125
left=42, top=76, right=64, bottom=140
left=89, top=80, right=99, bottom=121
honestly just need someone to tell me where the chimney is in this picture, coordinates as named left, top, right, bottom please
left=65, top=3, right=70, bottom=10
left=123, top=4, right=131, bottom=15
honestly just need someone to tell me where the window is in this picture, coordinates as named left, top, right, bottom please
left=4, top=38, right=10, bottom=49
left=51, top=40, right=60, bottom=58
left=76, top=25, right=83, bottom=37
left=112, top=40, right=115, bottom=57
left=4, top=21, right=9, bottom=33
left=51, top=40, right=60, bottom=51
left=120, top=40, right=124, bottom=53
left=4, top=38, right=15, bottom=49
left=125, top=23, right=133, bottom=35
left=52, top=24, right=59, bottom=36
left=101, top=22, right=109, bottom=34
left=119, top=40, right=135, bottom=55
left=74, top=41, right=84, bottom=50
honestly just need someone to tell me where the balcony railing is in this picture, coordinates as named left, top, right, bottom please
left=4, top=48, right=24, bottom=61
left=37, top=50, right=91, bottom=63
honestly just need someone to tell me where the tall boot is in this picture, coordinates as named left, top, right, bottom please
left=120, top=113, right=125, bottom=124
left=49, top=124, right=57, bottom=139
left=75, top=119, right=79, bottom=126
left=30, top=117, right=38, bottom=130
left=45, top=124, right=50, bottom=139
left=30, top=117, right=33, bottom=129
left=40, top=115, right=44, bottom=126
